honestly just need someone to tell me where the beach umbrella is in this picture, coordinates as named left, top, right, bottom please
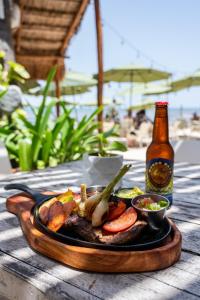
left=171, top=70, right=200, bottom=92
left=33, top=71, right=95, bottom=119
left=41, top=85, right=90, bottom=97
left=79, top=99, right=123, bottom=106
left=100, top=64, right=171, bottom=108
left=143, top=83, right=172, bottom=96
left=102, top=65, right=171, bottom=83
left=129, top=101, right=155, bottom=111
left=64, top=71, right=97, bottom=87
left=36, top=71, right=97, bottom=97
left=118, top=82, right=171, bottom=97
left=117, top=83, right=150, bottom=97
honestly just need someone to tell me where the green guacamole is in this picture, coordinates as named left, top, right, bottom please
left=116, top=187, right=144, bottom=199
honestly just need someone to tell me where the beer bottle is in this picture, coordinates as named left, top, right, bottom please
left=146, top=102, right=174, bottom=205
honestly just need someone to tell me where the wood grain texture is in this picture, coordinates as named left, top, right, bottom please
left=6, top=193, right=182, bottom=273
left=1, top=160, right=200, bottom=299
left=94, top=0, right=104, bottom=131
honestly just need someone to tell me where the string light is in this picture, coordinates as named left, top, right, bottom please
left=102, top=17, right=188, bottom=76
left=103, top=18, right=168, bottom=69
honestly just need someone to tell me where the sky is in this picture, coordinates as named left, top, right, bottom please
left=66, top=0, right=200, bottom=109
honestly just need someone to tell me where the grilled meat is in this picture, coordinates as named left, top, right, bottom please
left=97, top=220, right=147, bottom=244
left=64, top=215, right=147, bottom=245
left=65, top=214, right=99, bottom=242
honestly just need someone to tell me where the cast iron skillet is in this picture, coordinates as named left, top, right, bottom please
left=5, top=183, right=171, bottom=251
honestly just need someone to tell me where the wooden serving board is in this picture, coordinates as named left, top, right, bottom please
left=6, top=193, right=182, bottom=273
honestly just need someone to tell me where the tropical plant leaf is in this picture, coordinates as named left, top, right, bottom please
left=32, top=68, right=56, bottom=164
left=17, top=114, right=38, bottom=135
left=34, top=67, right=56, bottom=132
left=0, top=88, right=7, bottom=99
left=67, top=107, right=103, bottom=147
left=106, top=141, right=127, bottom=152
left=52, top=109, right=71, bottom=141
left=7, top=61, right=30, bottom=80
left=5, top=140, right=18, bottom=157
left=32, top=99, right=55, bottom=164
left=42, top=130, right=53, bottom=165
left=18, top=140, right=32, bottom=171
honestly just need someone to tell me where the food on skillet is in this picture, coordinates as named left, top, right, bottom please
left=116, top=187, right=144, bottom=199
left=103, top=207, right=137, bottom=233
left=38, top=164, right=147, bottom=245
left=84, top=164, right=132, bottom=226
left=135, top=197, right=168, bottom=211
left=107, top=201, right=126, bottom=221
left=39, top=189, right=77, bottom=231
left=77, top=184, right=87, bottom=217
left=39, top=197, right=58, bottom=225
left=65, top=214, right=147, bottom=245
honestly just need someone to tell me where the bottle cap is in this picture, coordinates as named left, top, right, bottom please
left=155, top=101, right=168, bottom=105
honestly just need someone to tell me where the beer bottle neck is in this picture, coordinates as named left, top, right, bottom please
left=153, top=105, right=169, bottom=143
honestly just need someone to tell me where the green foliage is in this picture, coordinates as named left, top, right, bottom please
left=0, top=52, right=30, bottom=87
left=19, top=140, right=32, bottom=171
left=0, top=104, right=103, bottom=171
left=0, top=67, right=103, bottom=171
left=0, top=66, right=126, bottom=171
left=6, top=61, right=30, bottom=84
left=88, top=126, right=127, bottom=157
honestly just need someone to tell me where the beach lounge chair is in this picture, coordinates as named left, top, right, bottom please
left=173, top=140, right=200, bottom=164
left=135, top=121, right=153, bottom=147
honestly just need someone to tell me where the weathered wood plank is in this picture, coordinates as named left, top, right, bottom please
left=0, top=160, right=200, bottom=299
left=0, top=247, right=199, bottom=300
left=175, top=220, right=200, bottom=254
left=1, top=160, right=200, bottom=211
left=169, top=201, right=200, bottom=225
left=0, top=199, right=199, bottom=299
left=145, top=251, right=200, bottom=298
left=0, top=250, right=99, bottom=300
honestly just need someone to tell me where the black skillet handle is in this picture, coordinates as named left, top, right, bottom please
left=4, top=183, right=41, bottom=201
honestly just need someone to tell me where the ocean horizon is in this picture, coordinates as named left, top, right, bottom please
left=70, top=106, right=200, bottom=124
left=24, top=98, right=200, bottom=125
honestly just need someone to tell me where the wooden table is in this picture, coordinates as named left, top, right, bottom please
left=0, top=160, right=200, bottom=300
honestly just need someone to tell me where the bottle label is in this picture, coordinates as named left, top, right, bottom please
left=146, top=158, right=173, bottom=204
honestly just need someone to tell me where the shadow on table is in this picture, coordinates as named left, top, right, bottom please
left=1, top=235, right=200, bottom=300
left=1, top=168, right=200, bottom=299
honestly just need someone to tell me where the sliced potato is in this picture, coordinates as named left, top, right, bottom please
left=39, top=197, right=58, bottom=225
left=47, top=201, right=66, bottom=232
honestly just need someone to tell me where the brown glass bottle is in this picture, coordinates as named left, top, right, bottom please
left=146, top=102, right=174, bottom=205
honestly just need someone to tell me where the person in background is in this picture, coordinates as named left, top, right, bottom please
left=107, top=98, right=119, bottom=123
left=120, top=108, right=134, bottom=137
left=134, top=109, right=148, bottom=129
left=191, top=112, right=200, bottom=121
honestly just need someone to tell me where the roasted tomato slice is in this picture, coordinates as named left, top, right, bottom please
left=103, top=207, right=137, bottom=233
left=107, top=200, right=126, bottom=221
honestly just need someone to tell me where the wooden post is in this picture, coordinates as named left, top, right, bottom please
left=0, top=0, right=14, bottom=61
left=55, top=79, right=60, bottom=117
left=16, top=1, right=25, bottom=53
left=94, top=0, right=103, bottom=132
left=129, top=71, right=133, bottom=117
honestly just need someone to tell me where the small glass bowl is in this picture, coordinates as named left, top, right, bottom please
left=132, top=193, right=170, bottom=231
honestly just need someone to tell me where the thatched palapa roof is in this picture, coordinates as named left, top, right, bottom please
left=12, top=0, right=90, bottom=80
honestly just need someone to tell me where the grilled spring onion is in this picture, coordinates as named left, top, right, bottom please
left=91, top=198, right=109, bottom=227
left=80, top=184, right=87, bottom=202
left=78, top=184, right=87, bottom=217
left=84, top=164, right=132, bottom=226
